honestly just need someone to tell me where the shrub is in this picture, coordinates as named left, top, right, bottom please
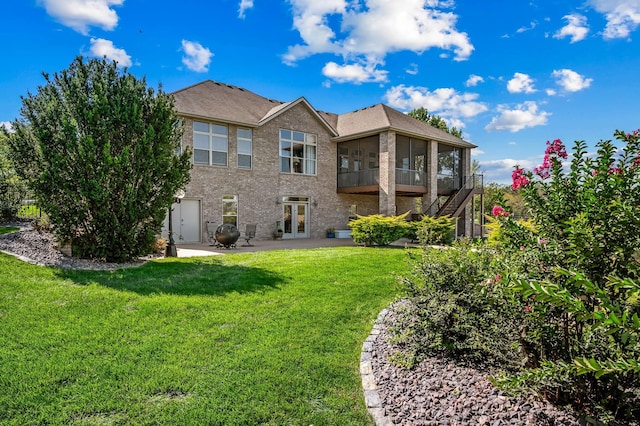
left=395, top=130, right=640, bottom=423
left=406, top=215, right=457, bottom=245
left=489, top=131, right=640, bottom=422
left=0, top=132, right=27, bottom=222
left=396, top=240, right=523, bottom=368
left=348, top=212, right=409, bottom=246
left=8, top=56, right=192, bottom=262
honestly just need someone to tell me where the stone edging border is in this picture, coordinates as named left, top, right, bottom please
left=361, top=307, right=393, bottom=426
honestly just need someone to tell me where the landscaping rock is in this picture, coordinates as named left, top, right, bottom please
left=369, top=302, right=588, bottom=426
left=0, top=227, right=146, bottom=270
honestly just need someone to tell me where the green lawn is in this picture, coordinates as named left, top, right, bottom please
left=0, top=246, right=410, bottom=425
left=0, top=226, right=19, bottom=235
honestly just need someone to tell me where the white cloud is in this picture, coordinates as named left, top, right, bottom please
left=384, top=84, right=488, bottom=128
left=546, top=88, right=557, bottom=96
left=284, top=0, right=473, bottom=82
left=552, top=68, right=593, bottom=92
left=480, top=158, right=537, bottom=184
left=471, top=147, right=484, bottom=156
left=39, top=0, right=123, bottom=35
left=238, top=0, right=254, bottom=18
left=485, top=101, right=550, bottom=132
left=554, top=14, right=589, bottom=42
left=465, top=74, right=484, bottom=87
left=507, top=72, right=536, bottom=94
left=181, top=40, right=213, bottom=73
left=406, top=63, right=419, bottom=75
left=322, top=59, right=388, bottom=84
left=517, top=21, right=537, bottom=33
left=89, top=38, right=132, bottom=67
left=588, top=0, right=640, bottom=39
left=1, top=122, right=14, bottom=133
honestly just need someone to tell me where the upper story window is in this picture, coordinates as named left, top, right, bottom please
left=193, top=121, right=228, bottom=166
left=279, top=129, right=317, bottom=175
left=237, top=128, right=252, bottom=169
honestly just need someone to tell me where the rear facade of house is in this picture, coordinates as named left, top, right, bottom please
left=166, top=80, right=482, bottom=243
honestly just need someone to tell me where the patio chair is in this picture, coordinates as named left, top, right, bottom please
left=206, top=221, right=218, bottom=246
left=242, top=224, right=257, bottom=247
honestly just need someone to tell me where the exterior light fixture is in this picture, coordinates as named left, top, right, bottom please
left=165, top=189, right=186, bottom=257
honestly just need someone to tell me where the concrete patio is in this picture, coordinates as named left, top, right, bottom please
left=175, top=236, right=358, bottom=257
left=175, top=237, right=418, bottom=257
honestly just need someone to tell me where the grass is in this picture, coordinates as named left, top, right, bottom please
left=16, top=203, right=42, bottom=219
left=0, top=246, right=410, bottom=425
left=0, top=226, right=19, bottom=235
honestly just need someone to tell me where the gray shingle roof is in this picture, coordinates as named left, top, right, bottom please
left=172, top=80, right=475, bottom=147
left=335, top=103, right=474, bottom=147
left=172, top=80, right=282, bottom=125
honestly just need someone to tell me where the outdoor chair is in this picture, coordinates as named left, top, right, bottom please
left=243, top=224, right=257, bottom=246
left=206, top=221, right=217, bottom=246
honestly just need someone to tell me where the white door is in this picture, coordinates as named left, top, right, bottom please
left=163, top=199, right=201, bottom=243
left=178, top=199, right=200, bottom=243
left=283, top=202, right=308, bottom=239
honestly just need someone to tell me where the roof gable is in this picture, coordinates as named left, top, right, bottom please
left=258, top=97, right=338, bottom=136
left=172, top=81, right=474, bottom=147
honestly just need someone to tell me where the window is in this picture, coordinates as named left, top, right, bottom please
left=237, top=128, right=252, bottom=169
left=193, top=121, right=228, bottom=166
left=175, top=119, right=183, bottom=156
left=279, top=129, right=317, bottom=175
left=222, top=195, right=238, bottom=226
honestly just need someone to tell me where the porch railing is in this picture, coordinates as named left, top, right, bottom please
left=396, top=168, right=427, bottom=186
left=427, top=174, right=483, bottom=216
left=337, top=169, right=379, bottom=188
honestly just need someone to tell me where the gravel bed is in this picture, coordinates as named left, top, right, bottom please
left=0, top=226, right=148, bottom=270
left=370, top=301, right=586, bottom=426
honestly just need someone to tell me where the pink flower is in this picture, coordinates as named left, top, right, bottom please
left=525, top=306, right=531, bottom=312
left=491, top=205, right=510, bottom=217
left=511, top=167, right=530, bottom=189
left=608, top=167, right=623, bottom=175
left=494, top=274, right=502, bottom=283
left=533, top=139, right=567, bottom=179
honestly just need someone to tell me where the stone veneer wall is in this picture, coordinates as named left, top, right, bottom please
left=181, top=103, right=378, bottom=241
left=179, top=103, right=475, bottom=242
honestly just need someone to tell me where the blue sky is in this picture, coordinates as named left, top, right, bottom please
left=1, top=0, right=639, bottom=184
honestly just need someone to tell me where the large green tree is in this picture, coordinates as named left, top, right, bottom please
left=8, top=56, right=192, bottom=261
left=408, top=107, right=463, bottom=138
left=0, top=130, right=27, bottom=221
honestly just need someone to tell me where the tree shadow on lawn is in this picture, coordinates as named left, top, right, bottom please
left=55, top=258, right=284, bottom=297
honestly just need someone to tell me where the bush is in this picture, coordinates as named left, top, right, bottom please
left=395, top=130, right=640, bottom=423
left=0, top=132, right=27, bottom=222
left=413, top=215, right=456, bottom=245
left=489, top=132, right=640, bottom=422
left=396, top=240, right=522, bottom=368
left=8, top=57, right=192, bottom=262
left=348, top=212, right=409, bottom=246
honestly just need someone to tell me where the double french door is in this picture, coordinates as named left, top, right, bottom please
left=282, top=198, right=309, bottom=238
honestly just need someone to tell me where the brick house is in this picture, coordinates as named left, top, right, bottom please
left=166, top=80, right=482, bottom=243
